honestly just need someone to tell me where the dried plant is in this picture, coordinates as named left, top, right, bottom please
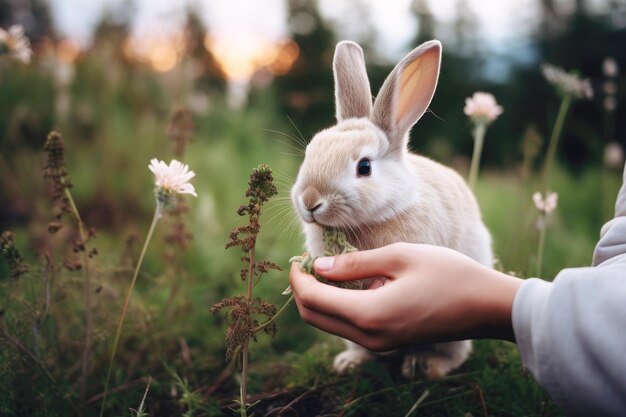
left=43, top=130, right=96, bottom=403
left=211, top=164, right=287, bottom=417
left=167, top=106, right=194, bottom=158
left=164, top=108, right=195, bottom=319
left=0, top=231, right=28, bottom=279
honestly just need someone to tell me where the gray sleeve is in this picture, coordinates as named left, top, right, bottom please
left=512, top=163, right=626, bottom=416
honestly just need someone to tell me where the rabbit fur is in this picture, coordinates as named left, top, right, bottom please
left=291, top=40, right=493, bottom=379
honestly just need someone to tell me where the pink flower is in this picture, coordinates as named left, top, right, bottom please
left=604, top=142, right=624, bottom=169
left=463, top=92, right=503, bottom=125
left=542, top=64, right=593, bottom=100
left=149, top=159, right=197, bottom=197
left=533, top=191, right=558, bottom=215
left=0, top=25, right=32, bottom=64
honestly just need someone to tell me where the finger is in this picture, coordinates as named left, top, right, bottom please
left=293, top=296, right=375, bottom=347
left=313, top=243, right=409, bottom=281
left=290, top=261, right=371, bottom=322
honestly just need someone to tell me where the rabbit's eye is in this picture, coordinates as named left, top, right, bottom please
left=357, top=158, right=372, bottom=176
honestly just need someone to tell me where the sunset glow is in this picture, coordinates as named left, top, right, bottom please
left=123, top=32, right=187, bottom=73
left=204, top=34, right=299, bottom=81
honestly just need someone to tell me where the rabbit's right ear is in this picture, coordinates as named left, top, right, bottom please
left=333, top=41, right=372, bottom=122
left=371, top=41, right=441, bottom=155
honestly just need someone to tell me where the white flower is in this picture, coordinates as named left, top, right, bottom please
left=0, top=25, right=32, bottom=64
left=533, top=191, right=558, bottom=215
left=603, top=142, right=624, bottom=169
left=542, top=63, right=593, bottom=100
left=149, top=158, right=197, bottom=197
left=603, top=57, right=619, bottom=78
left=463, top=92, right=503, bottom=125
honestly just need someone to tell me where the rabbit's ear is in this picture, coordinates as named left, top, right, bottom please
left=333, top=41, right=372, bottom=122
left=371, top=40, right=441, bottom=154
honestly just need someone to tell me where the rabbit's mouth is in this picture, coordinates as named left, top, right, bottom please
left=295, top=190, right=360, bottom=228
left=304, top=208, right=354, bottom=229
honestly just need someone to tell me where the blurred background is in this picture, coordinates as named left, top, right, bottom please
left=1, top=0, right=625, bottom=415
left=1, top=0, right=624, bottom=271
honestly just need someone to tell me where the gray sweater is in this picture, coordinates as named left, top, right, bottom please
left=512, top=164, right=626, bottom=416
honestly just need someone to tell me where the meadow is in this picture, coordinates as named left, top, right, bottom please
left=1, top=22, right=624, bottom=417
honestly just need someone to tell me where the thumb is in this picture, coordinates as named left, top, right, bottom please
left=313, top=245, right=404, bottom=282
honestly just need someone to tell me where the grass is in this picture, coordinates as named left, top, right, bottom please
left=0, top=44, right=619, bottom=416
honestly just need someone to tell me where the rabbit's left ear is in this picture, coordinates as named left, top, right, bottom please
left=333, top=41, right=372, bottom=122
left=371, top=40, right=441, bottom=154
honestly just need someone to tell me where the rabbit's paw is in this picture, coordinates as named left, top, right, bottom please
left=402, top=354, right=456, bottom=380
left=333, top=349, right=373, bottom=374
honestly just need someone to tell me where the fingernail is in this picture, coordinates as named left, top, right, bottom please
left=314, top=256, right=334, bottom=271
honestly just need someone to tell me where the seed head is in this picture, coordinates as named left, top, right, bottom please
left=0, top=231, right=28, bottom=279
left=43, top=130, right=72, bottom=189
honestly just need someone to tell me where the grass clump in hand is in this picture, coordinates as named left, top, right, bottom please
left=289, top=227, right=362, bottom=290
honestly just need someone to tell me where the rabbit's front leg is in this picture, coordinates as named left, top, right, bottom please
left=333, top=339, right=375, bottom=373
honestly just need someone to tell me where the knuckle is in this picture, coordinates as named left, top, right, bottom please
left=298, top=288, right=315, bottom=310
left=299, top=309, right=314, bottom=325
left=340, top=251, right=361, bottom=272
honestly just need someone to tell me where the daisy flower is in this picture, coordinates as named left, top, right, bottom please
left=149, top=158, right=197, bottom=209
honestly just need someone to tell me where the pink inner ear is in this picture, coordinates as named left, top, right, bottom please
left=395, top=48, right=439, bottom=127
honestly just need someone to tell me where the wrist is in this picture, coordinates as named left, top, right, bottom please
left=467, top=267, right=523, bottom=342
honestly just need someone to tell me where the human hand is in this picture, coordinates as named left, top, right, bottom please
left=289, top=243, right=522, bottom=351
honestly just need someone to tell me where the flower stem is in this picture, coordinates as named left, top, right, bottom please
left=254, top=295, right=294, bottom=333
left=100, top=204, right=161, bottom=417
left=468, top=123, right=487, bottom=190
left=61, top=183, right=93, bottom=403
left=541, top=94, right=572, bottom=191
left=536, top=221, right=546, bottom=277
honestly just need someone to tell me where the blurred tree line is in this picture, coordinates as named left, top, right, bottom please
left=273, top=0, right=626, bottom=172
left=1, top=0, right=625, bottom=173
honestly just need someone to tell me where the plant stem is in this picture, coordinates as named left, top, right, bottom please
left=468, top=123, right=487, bottom=190
left=100, top=204, right=161, bottom=417
left=62, top=184, right=93, bottom=403
left=253, top=295, right=294, bottom=333
left=536, top=221, right=546, bottom=277
left=240, top=247, right=255, bottom=417
left=541, top=94, right=572, bottom=191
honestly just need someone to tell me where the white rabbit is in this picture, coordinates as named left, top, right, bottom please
left=290, top=40, right=493, bottom=379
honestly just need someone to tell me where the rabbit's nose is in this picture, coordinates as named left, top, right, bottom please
left=301, top=187, right=323, bottom=213
left=310, top=202, right=323, bottom=213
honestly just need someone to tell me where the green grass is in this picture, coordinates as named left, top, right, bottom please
left=0, top=45, right=617, bottom=416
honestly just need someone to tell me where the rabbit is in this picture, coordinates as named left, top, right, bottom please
left=290, top=40, right=493, bottom=379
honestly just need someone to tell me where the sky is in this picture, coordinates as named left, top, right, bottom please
left=43, top=0, right=617, bottom=83
left=47, top=0, right=542, bottom=59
